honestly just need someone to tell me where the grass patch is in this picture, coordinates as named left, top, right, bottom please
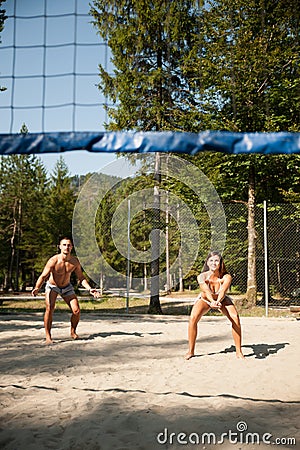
left=0, top=293, right=296, bottom=318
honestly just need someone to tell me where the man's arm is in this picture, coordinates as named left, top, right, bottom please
left=74, top=262, right=100, bottom=298
left=31, top=257, right=55, bottom=296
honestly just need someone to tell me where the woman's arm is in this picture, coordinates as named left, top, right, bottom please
left=216, top=274, right=232, bottom=303
left=197, top=272, right=215, bottom=303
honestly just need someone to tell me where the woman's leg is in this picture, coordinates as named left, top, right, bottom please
left=185, top=300, right=210, bottom=360
left=221, top=300, right=245, bottom=359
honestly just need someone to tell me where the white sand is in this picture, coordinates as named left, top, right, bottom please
left=0, top=313, right=299, bottom=449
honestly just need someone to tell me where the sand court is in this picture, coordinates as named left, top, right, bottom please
left=0, top=313, right=299, bottom=449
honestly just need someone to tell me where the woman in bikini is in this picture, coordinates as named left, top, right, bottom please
left=185, top=251, right=245, bottom=360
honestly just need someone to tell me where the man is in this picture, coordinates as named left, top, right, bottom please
left=32, top=237, right=99, bottom=344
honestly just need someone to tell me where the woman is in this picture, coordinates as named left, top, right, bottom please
left=185, top=251, right=245, bottom=360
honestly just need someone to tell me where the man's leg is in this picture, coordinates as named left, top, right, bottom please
left=44, top=290, right=57, bottom=344
left=64, top=295, right=81, bottom=339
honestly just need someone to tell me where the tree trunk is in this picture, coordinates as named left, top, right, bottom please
left=246, top=163, right=257, bottom=307
left=7, top=199, right=18, bottom=290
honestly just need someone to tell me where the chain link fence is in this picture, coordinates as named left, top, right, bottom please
left=223, top=202, right=300, bottom=308
left=94, top=197, right=300, bottom=309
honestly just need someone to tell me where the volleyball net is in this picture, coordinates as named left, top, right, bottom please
left=0, top=0, right=299, bottom=156
left=0, top=0, right=109, bottom=135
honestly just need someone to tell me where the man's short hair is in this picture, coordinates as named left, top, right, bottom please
left=59, top=236, right=73, bottom=245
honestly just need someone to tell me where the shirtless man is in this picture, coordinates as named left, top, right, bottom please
left=32, top=237, right=99, bottom=344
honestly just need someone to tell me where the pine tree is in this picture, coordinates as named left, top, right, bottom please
left=0, top=155, right=49, bottom=290
left=186, top=0, right=300, bottom=131
left=47, top=157, right=76, bottom=244
left=91, top=0, right=203, bottom=131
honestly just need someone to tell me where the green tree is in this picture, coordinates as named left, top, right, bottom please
left=0, top=155, right=49, bottom=290
left=72, top=171, right=122, bottom=291
left=91, top=0, right=202, bottom=131
left=47, top=157, right=76, bottom=244
left=186, top=0, right=300, bottom=131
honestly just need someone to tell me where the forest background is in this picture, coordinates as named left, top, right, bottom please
left=0, top=0, right=299, bottom=312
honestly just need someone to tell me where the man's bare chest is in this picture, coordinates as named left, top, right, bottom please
left=54, top=260, right=76, bottom=275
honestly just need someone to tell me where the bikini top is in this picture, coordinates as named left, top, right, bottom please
left=198, top=271, right=224, bottom=295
